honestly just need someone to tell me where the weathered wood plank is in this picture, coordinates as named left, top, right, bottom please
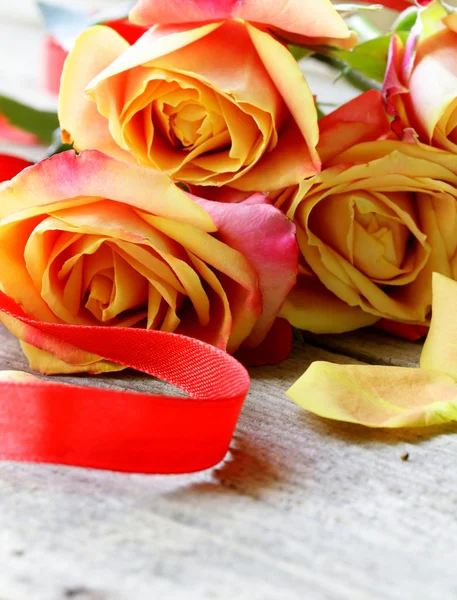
left=0, top=327, right=457, bottom=600
left=303, top=328, right=422, bottom=368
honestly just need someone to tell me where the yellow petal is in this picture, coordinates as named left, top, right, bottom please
left=21, top=342, right=124, bottom=376
left=280, top=275, right=379, bottom=334
left=287, top=362, right=457, bottom=428
left=421, top=273, right=457, bottom=379
left=287, top=273, right=457, bottom=428
left=59, top=26, right=133, bottom=163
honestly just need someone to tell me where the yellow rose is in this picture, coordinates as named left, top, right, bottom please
left=281, top=134, right=457, bottom=334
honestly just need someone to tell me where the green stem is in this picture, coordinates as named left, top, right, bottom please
left=312, top=54, right=382, bottom=93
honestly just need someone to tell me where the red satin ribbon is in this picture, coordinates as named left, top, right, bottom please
left=0, top=291, right=250, bottom=474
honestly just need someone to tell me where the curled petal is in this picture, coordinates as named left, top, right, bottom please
left=287, top=362, right=457, bottom=428
left=195, top=192, right=299, bottom=346
left=409, top=30, right=457, bottom=148
left=421, top=274, right=457, bottom=379
left=280, top=275, right=379, bottom=334
left=288, top=273, right=457, bottom=428
left=59, top=26, right=133, bottom=162
left=0, top=150, right=215, bottom=231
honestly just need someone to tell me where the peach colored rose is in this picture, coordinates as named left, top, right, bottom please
left=129, top=0, right=356, bottom=48
left=278, top=93, right=457, bottom=334
left=59, top=20, right=321, bottom=192
left=384, top=6, right=457, bottom=153
left=0, top=150, right=298, bottom=374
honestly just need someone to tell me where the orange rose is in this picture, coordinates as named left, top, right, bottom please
left=58, top=20, right=321, bottom=192
left=0, top=150, right=298, bottom=374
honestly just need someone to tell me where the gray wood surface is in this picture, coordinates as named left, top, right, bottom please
left=1, top=6, right=456, bottom=599
left=1, top=324, right=456, bottom=600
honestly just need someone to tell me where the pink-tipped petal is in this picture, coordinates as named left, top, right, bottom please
left=130, top=0, right=352, bottom=45
left=194, top=193, right=299, bottom=346
left=0, top=150, right=215, bottom=232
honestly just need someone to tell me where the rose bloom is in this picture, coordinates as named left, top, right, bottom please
left=278, top=92, right=457, bottom=334
left=0, top=150, right=298, bottom=374
left=58, top=15, right=335, bottom=192
left=385, top=8, right=457, bottom=153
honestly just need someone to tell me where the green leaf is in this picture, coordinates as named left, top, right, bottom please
left=323, top=32, right=408, bottom=83
left=345, top=14, right=382, bottom=42
left=0, top=95, right=59, bottom=145
left=392, top=6, right=419, bottom=33
left=288, top=45, right=312, bottom=61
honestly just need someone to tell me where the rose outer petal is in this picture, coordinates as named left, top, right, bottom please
left=129, top=0, right=351, bottom=44
left=318, top=90, right=391, bottom=165
left=194, top=193, right=299, bottom=347
left=0, top=150, right=215, bottom=231
left=280, top=275, right=379, bottom=334
left=409, top=30, right=457, bottom=147
left=59, top=26, right=134, bottom=163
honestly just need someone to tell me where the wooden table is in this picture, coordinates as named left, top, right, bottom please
left=0, top=6, right=456, bottom=600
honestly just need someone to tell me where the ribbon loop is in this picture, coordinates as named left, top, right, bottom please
left=0, top=291, right=250, bottom=473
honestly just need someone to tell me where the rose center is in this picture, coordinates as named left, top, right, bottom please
left=165, top=102, right=208, bottom=148
left=309, top=191, right=411, bottom=281
left=149, top=85, right=227, bottom=153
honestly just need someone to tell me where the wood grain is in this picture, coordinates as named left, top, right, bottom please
left=1, top=326, right=457, bottom=600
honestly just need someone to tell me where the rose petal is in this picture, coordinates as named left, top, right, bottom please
left=287, top=272, right=457, bottom=428
left=280, top=275, right=379, bottom=334
left=0, top=370, right=40, bottom=383
left=318, top=90, right=391, bottom=165
left=421, top=274, right=457, bottom=379
left=129, top=0, right=352, bottom=46
left=287, top=361, right=457, bottom=428
left=58, top=26, right=134, bottom=162
left=0, top=312, right=121, bottom=375
left=375, top=319, right=428, bottom=341
left=194, top=193, right=299, bottom=346
left=409, top=30, right=457, bottom=144
left=0, top=150, right=215, bottom=232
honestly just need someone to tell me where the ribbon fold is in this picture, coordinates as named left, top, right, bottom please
left=0, top=290, right=250, bottom=474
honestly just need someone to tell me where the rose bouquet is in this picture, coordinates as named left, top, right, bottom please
left=2, top=0, right=457, bottom=472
